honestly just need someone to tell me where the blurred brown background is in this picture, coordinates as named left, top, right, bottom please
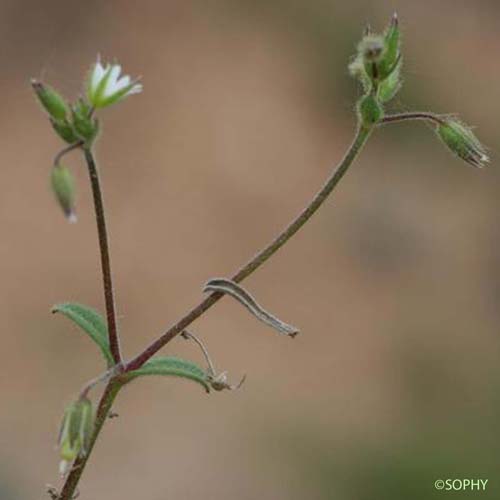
left=1, top=0, right=500, bottom=499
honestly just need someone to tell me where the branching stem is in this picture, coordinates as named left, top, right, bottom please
left=125, top=124, right=372, bottom=371
left=57, top=122, right=372, bottom=500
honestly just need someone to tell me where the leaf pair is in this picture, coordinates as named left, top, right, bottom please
left=52, top=302, right=210, bottom=392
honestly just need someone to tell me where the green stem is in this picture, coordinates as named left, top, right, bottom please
left=126, top=124, right=373, bottom=371
left=83, top=148, right=122, bottom=366
left=58, top=381, right=122, bottom=500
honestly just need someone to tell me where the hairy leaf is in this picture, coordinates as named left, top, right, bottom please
left=204, top=278, right=300, bottom=337
left=52, top=302, right=113, bottom=366
left=125, top=356, right=210, bottom=393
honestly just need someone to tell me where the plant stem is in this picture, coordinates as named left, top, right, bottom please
left=126, top=124, right=373, bottom=371
left=53, top=141, right=84, bottom=167
left=379, top=112, right=446, bottom=126
left=56, top=123, right=371, bottom=498
left=83, top=148, right=122, bottom=366
left=58, top=381, right=122, bottom=500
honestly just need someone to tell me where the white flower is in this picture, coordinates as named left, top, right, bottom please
left=87, top=57, right=142, bottom=108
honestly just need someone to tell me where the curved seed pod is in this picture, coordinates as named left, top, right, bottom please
left=203, top=278, right=299, bottom=337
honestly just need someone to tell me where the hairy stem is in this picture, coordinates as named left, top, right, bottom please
left=379, top=112, right=446, bottom=126
left=83, top=148, right=122, bottom=365
left=58, top=381, right=122, bottom=500
left=56, top=123, right=371, bottom=498
left=126, top=124, right=372, bottom=371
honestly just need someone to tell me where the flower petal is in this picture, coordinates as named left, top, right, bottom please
left=87, top=57, right=142, bottom=108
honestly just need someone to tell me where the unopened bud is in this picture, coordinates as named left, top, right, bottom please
left=350, top=15, right=403, bottom=100
left=58, top=397, right=94, bottom=476
left=71, top=99, right=99, bottom=144
left=436, top=117, right=489, bottom=168
left=51, top=165, right=77, bottom=222
left=31, top=80, right=69, bottom=121
left=377, top=60, right=402, bottom=103
left=379, top=13, right=401, bottom=79
left=50, top=118, right=79, bottom=145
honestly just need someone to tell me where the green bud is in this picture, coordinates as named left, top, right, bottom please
left=357, top=94, right=384, bottom=127
left=436, top=117, right=489, bottom=168
left=379, top=13, right=401, bottom=79
left=50, top=118, right=79, bottom=144
left=58, top=397, right=94, bottom=475
left=350, top=14, right=403, bottom=94
left=377, top=59, right=402, bottom=103
left=51, top=165, right=77, bottom=222
left=31, top=79, right=69, bottom=121
left=71, top=99, right=99, bottom=144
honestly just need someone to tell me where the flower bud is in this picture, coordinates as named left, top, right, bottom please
left=31, top=79, right=69, bottom=121
left=50, top=118, right=79, bottom=144
left=436, top=117, right=489, bottom=168
left=71, top=99, right=99, bottom=144
left=58, top=397, right=94, bottom=475
left=357, top=94, right=384, bottom=127
left=379, top=13, right=400, bottom=79
left=349, top=14, right=403, bottom=100
left=51, top=165, right=77, bottom=222
left=377, top=60, right=402, bottom=103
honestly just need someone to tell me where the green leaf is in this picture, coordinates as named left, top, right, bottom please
left=125, top=356, right=210, bottom=393
left=52, top=302, right=113, bottom=366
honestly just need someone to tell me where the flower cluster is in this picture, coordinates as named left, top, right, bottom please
left=32, top=57, right=141, bottom=148
left=349, top=13, right=402, bottom=106
left=32, top=57, right=142, bottom=221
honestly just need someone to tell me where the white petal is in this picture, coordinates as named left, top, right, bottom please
left=112, top=75, right=131, bottom=94
left=103, top=65, right=122, bottom=97
left=127, top=82, right=143, bottom=95
left=90, top=61, right=106, bottom=92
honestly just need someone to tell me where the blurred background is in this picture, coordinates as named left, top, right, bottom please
left=1, top=0, right=499, bottom=498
